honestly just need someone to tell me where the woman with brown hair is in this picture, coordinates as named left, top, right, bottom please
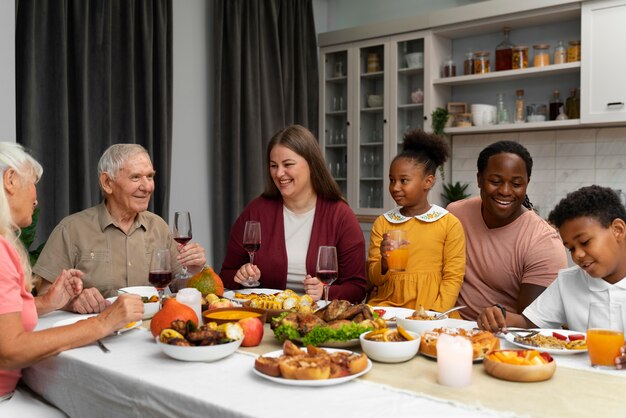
left=220, top=125, right=367, bottom=304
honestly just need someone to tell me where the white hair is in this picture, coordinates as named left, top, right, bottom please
left=0, top=142, right=43, bottom=292
left=97, top=144, right=151, bottom=192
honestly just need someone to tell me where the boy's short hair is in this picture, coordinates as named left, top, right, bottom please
left=548, top=185, right=626, bottom=228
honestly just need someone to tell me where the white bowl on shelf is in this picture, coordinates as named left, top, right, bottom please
left=405, top=52, right=424, bottom=69
left=367, top=94, right=383, bottom=108
left=471, top=104, right=497, bottom=127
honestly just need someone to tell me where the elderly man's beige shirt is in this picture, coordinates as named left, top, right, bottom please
left=34, top=203, right=181, bottom=296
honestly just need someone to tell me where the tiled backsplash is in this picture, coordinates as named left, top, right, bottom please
left=451, top=127, right=626, bottom=219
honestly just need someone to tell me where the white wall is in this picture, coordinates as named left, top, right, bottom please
left=1, top=1, right=15, bottom=142
left=171, top=0, right=213, bottom=266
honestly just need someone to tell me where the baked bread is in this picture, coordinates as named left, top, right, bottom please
left=419, top=327, right=499, bottom=359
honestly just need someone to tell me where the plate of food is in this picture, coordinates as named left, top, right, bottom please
left=253, top=341, right=371, bottom=386
left=371, top=306, right=415, bottom=326
left=504, top=329, right=587, bottom=355
left=419, top=327, right=500, bottom=362
left=223, top=288, right=282, bottom=303
left=53, top=315, right=142, bottom=334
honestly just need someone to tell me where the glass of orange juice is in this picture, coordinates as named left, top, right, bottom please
left=385, top=230, right=409, bottom=272
left=587, top=302, right=624, bottom=368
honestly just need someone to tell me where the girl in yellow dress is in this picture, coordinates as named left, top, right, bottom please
left=367, top=130, right=466, bottom=314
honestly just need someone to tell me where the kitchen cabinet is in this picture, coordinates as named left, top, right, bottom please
left=581, top=0, right=626, bottom=124
left=320, top=31, right=431, bottom=215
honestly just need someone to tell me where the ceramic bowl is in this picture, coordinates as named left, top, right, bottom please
left=359, top=330, right=421, bottom=363
left=484, top=350, right=556, bottom=382
left=405, top=52, right=424, bottom=68
left=367, top=94, right=383, bottom=108
left=202, top=307, right=267, bottom=325
left=396, top=311, right=450, bottom=335
left=155, top=336, right=243, bottom=362
left=118, top=286, right=160, bottom=319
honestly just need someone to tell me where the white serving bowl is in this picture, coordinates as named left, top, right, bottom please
left=367, top=94, right=383, bottom=108
left=119, top=286, right=160, bottom=319
left=396, top=311, right=450, bottom=335
left=405, top=52, right=424, bottom=68
left=155, top=337, right=243, bottom=362
left=359, top=330, right=421, bottom=363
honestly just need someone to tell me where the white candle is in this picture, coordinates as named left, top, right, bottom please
left=436, top=333, right=473, bottom=387
left=176, top=288, right=203, bottom=325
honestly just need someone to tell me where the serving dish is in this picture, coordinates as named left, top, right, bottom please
left=252, top=348, right=372, bottom=386
left=223, top=288, right=282, bottom=303
left=359, top=329, right=420, bottom=363
left=504, top=329, right=587, bottom=355
left=484, top=350, right=556, bottom=382
left=202, top=306, right=267, bottom=325
left=155, top=336, right=242, bottom=362
left=396, top=310, right=450, bottom=335
left=118, top=286, right=160, bottom=319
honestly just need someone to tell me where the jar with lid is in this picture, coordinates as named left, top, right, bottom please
left=495, top=27, right=514, bottom=71
left=512, top=46, right=529, bottom=70
left=442, top=57, right=456, bottom=77
left=514, top=89, right=525, bottom=123
left=568, top=40, right=581, bottom=62
left=533, top=44, right=550, bottom=67
left=474, top=51, right=490, bottom=74
left=367, top=53, right=380, bottom=73
left=464, top=51, right=474, bottom=75
left=553, top=40, right=567, bottom=65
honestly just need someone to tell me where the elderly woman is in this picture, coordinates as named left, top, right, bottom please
left=0, top=142, right=143, bottom=414
left=34, top=144, right=206, bottom=313
left=220, top=125, right=367, bottom=304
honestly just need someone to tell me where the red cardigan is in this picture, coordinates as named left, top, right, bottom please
left=220, top=196, right=367, bottom=303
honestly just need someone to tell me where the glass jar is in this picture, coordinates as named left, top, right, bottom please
left=554, top=40, right=567, bottom=65
left=566, top=88, right=580, bottom=119
left=367, top=53, right=380, bottom=72
left=514, top=89, right=525, bottom=124
left=464, top=51, right=474, bottom=75
left=568, top=40, right=581, bottom=62
left=495, top=27, right=514, bottom=71
left=474, top=51, right=490, bottom=74
left=533, top=44, right=550, bottom=67
left=512, top=46, right=529, bottom=69
left=442, top=57, right=456, bottom=77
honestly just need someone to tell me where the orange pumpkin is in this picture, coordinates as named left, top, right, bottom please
left=186, top=266, right=224, bottom=297
left=150, top=298, right=198, bottom=337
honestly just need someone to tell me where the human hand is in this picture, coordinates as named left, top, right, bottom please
left=303, top=275, right=323, bottom=302
left=176, top=242, right=206, bottom=268
left=46, top=269, right=84, bottom=310
left=97, top=294, right=144, bottom=334
left=66, top=288, right=109, bottom=314
left=233, top=263, right=261, bottom=285
left=477, top=305, right=507, bottom=333
left=616, top=345, right=626, bottom=370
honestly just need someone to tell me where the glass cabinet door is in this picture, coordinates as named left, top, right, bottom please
left=322, top=49, right=348, bottom=198
left=395, top=38, right=425, bottom=156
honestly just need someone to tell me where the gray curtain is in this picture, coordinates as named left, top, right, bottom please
left=15, top=0, right=173, bottom=245
left=212, top=0, right=319, bottom=266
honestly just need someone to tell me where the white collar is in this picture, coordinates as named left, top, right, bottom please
left=383, top=205, right=448, bottom=224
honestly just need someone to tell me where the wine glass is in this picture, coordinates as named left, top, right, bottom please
left=242, top=221, right=261, bottom=288
left=316, top=246, right=338, bottom=306
left=173, top=211, right=192, bottom=280
left=587, top=302, right=624, bottom=369
left=149, top=248, right=173, bottom=300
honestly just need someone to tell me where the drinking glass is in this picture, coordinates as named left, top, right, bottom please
left=173, top=211, right=192, bottom=280
left=242, top=221, right=261, bottom=288
left=149, top=248, right=173, bottom=300
left=587, top=302, right=625, bottom=368
left=386, top=230, right=409, bottom=272
left=316, top=246, right=338, bottom=306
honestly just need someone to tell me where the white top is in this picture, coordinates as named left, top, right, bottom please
left=523, top=265, right=626, bottom=332
left=283, top=205, right=315, bottom=293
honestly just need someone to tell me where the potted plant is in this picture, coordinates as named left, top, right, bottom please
left=441, top=181, right=471, bottom=206
left=19, top=207, right=46, bottom=266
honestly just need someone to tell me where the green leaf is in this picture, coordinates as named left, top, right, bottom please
left=441, top=181, right=471, bottom=206
left=19, top=207, right=46, bottom=266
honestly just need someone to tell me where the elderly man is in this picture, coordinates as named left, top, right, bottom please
left=35, top=144, right=206, bottom=313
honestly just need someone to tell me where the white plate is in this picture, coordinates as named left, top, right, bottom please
left=504, top=329, right=587, bottom=355
left=53, top=315, right=142, bottom=334
left=371, top=306, right=415, bottom=326
left=223, top=288, right=282, bottom=303
left=252, top=348, right=372, bottom=386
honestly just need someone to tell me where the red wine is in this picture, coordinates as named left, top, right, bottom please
left=317, top=270, right=338, bottom=285
left=243, top=243, right=260, bottom=253
left=149, top=271, right=173, bottom=289
left=174, top=236, right=192, bottom=245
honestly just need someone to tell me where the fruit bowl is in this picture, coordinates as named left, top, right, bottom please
left=202, top=307, right=267, bottom=325
left=484, top=350, right=556, bottom=382
left=395, top=311, right=450, bottom=335
left=155, top=336, right=243, bottom=362
left=118, top=286, right=160, bottom=319
left=359, top=330, right=420, bottom=363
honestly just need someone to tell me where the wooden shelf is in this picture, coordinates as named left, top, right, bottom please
left=433, top=62, right=580, bottom=86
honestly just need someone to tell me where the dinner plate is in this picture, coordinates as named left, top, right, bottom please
left=371, top=306, right=415, bottom=326
left=252, top=348, right=372, bottom=386
left=53, top=315, right=142, bottom=334
left=504, top=329, right=587, bottom=355
left=223, top=288, right=282, bottom=303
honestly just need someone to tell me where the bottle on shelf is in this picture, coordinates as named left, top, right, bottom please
left=495, top=27, right=514, bottom=71
left=464, top=51, right=474, bottom=75
left=514, top=89, right=525, bottom=124
left=565, top=88, right=580, bottom=120
left=549, top=90, right=563, bottom=121
left=442, top=57, right=456, bottom=77
left=554, top=40, right=567, bottom=65
left=496, top=93, right=511, bottom=124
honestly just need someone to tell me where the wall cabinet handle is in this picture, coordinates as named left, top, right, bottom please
left=607, top=102, right=624, bottom=107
